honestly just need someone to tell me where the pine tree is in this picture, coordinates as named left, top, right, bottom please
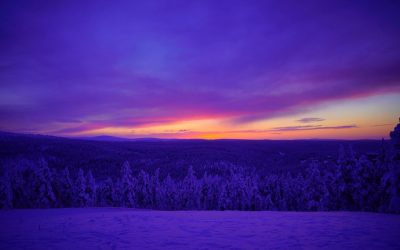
left=304, top=162, right=328, bottom=211
left=200, top=172, right=220, bottom=210
left=98, top=177, right=116, bottom=207
left=86, top=170, right=96, bottom=207
left=266, top=175, right=286, bottom=210
left=160, top=174, right=177, bottom=210
left=31, top=158, right=56, bottom=208
left=151, top=168, right=161, bottom=209
left=56, top=167, right=74, bottom=207
left=352, top=155, right=381, bottom=211
left=180, top=166, right=200, bottom=209
left=245, top=174, right=262, bottom=211
left=218, top=182, right=231, bottom=210
left=0, top=172, right=13, bottom=209
left=136, top=170, right=151, bottom=208
left=74, top=168, right=89, bottom=207
left=119, top=161, right=136, bottom=207
left=8, top=159, right=29, bottom=208
left=385, top=161, right=400, bottom=213
left=260, top=175, right=278, bottom=210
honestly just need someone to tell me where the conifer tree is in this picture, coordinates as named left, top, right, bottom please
left=151, top=168, right=161, bottom=209
left=55, top=167, right=74, bottom=207
left=180, top=166, right=200, bottom=209
left=136, top=170, right=151, bottom=208
left=385, top=161, right=400, bottom=213
left=0, top=172, right=13, bottom=209
left=160, top=174, right=177, bottom=210
left=32, top=158, right=56, bottom=208
left=86, top=170, right=96, bottom=207
left=74, top=168, right=89, bottom=207
left=119, top=161, right=136, bottom=207
left=98, top=177, right=116, bottom=206
left=304, top=162, right=328, bottom=211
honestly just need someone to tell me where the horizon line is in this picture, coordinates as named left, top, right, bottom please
left=0, top=130, right=390, bottom=142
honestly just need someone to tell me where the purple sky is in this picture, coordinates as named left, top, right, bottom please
left=0, top=1, right=399, bottom=138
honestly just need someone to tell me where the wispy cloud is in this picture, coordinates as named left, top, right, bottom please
left=296, top=117, right=325, bottom=123
left=371, top=123, right=393, bottom=127
left=270, top=124, right=358, bottom=132
left=163, top=129, right=191, bottom=133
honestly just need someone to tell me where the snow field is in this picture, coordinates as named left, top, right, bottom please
left=1, top=208, right=399, bottom=250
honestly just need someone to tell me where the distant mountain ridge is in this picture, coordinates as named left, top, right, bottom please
left=0, top=131, right=172, bottom=142
left=75, top=135, right=166, bottom=142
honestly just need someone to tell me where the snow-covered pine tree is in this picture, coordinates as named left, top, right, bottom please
left=0, top=172, right=13, bottom=209
left=266, top=175, right=286, bottom=210
left=293, top=174, right=307, bottom=210
left=98, top=177, right=116, bottom=207
left=151, top=168, right=161, bottom=209
left=352, top=155, right=382, bottom=211
left=54, top=167, right=74, bottom=207
left=276, top=176, right=288, bottom=210
left=304, top=162, right=328, bottom=211
left=200, top=172, right=218, bottom=210
left=7, top=159, right=27, bottom=208
left=180, top=166, right=200, bottom=209
left=74, top=168, right=89, bottom=207
left=259, top=175, right=278, bottom=210
left=235, top=173, right=247, bottom=210
left=384, top=160, right=400, bottom=213
left=323, top=169, right=341, bottom=211
left=217, top=182, right=230, bottom=210
left=219, top=171, right=239, bottom=210
left=31, top=158, right=56, bottom=208
left=258, top=176, right=275, bottom=210
left=86, top=170, right=96, bottom=207
left=119, top=161, right=136, bottom=207
left=136, top=170, right=151, bottom=208
left=244, top=174, right=262, bottom=211
left=332, top=146, right=355, bottom=209
left=160, top=174, right=177, bottom=210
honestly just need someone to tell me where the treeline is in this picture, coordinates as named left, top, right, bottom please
left=0, top=146, right=399, bottom=213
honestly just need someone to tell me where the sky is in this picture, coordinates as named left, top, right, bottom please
left=0, top=0, right=399, bottom=139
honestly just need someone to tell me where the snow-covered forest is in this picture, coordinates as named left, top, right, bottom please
left=1, top=145, right=399, bottom=213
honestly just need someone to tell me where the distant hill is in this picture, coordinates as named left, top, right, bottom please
left=76, top=135, right=134, bottom=142
left=0, top=131, right=168, bottom=142
left=0, top=131, right=59, bottom=140
left=76, top=135, right=180, bottom=142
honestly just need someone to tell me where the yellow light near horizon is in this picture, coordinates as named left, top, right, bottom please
left=53, top=93, right=399, bottom=140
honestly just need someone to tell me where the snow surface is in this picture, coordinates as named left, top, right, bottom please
left=0, top=209, right=399, bottom=250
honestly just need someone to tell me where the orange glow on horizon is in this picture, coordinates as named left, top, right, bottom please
left=49, top=93, right=399, bottom=140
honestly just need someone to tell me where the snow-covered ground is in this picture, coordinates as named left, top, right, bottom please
left=0, top=209, right=399, bottom=250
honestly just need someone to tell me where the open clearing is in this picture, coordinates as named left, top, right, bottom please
left=0, top=208, right=399, bottom=249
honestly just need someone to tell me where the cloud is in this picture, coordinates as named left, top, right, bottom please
left=270, top=125, right=358, bottom=132
left=50, top=124, right=107, bottom=134
left=163, top=129, right=191, bottom=133
left=297, top=117, right=325, bottom=123
left=371, top=123, right=393, bottom=127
